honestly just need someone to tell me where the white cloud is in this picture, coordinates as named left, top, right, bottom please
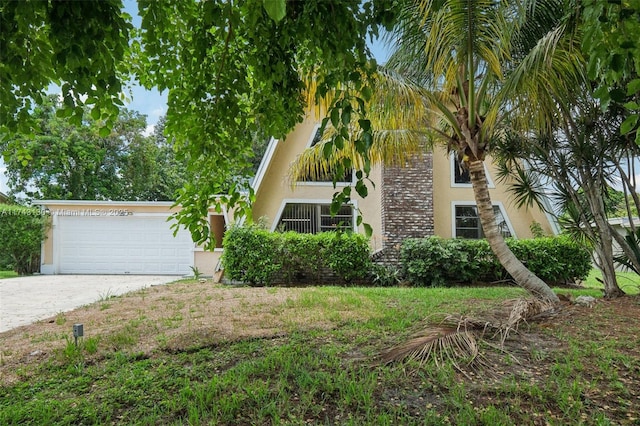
left=142, top=124, right=155, bottom=137
left=151, top=107, right=166, bottom=118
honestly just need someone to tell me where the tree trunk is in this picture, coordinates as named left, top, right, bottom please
left=468, top=160, right=560, bottom=303
left=585, top=190, right=626, bottom=298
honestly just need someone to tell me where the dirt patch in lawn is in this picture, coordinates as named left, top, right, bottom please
left=0, top=280, right=369, bottom=384
left=1, top=281, right=639, bottom=423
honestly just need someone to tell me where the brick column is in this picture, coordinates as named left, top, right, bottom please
left=378, top=152, right=435, bottom=265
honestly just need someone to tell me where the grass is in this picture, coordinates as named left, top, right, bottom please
left=0, top=274, right=638, bottom=425
left=581, top=269, right=640, bottom=295
left=0, top=270, right=18, bottom=279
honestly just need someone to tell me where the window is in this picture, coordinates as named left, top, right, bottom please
left=450, top=154, right=495, bottom=187
left=276, top=203, right=354, bottom=233
left=299, top=127, right=352, bottom=183
left=454, top=205, right=512, bottom=239
left=453, top=156, right=471, bottom=184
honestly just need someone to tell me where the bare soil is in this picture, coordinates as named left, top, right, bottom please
left=0, top=281, right=366, bottom=384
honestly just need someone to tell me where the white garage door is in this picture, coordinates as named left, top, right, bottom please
left=56, top=215, right=194, bottom=275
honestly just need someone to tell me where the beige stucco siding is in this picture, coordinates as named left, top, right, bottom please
left=432, top=146, right=555, bottom=238
left=251, top=113, right=384, bottom=248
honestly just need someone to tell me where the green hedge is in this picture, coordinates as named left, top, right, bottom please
left=222, top=225, right=372, bottom=286
left=0, top=205, right=49, bottom=275
left=400, top=236, right=591, bottom=287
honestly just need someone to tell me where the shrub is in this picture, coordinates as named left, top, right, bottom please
left=319, top=232, right=372, bottom=284
left=0, top=205, right=49, bottom=275
left=221, top=224, right=280, bottom=286
left=508, top=236, right=592, bottom=285
left=369, top=264, right=402, bottom=287
left=222, top=225, right=372, bottom=286
left=400, top=236, right=591, bottom=287
left=278, top=231, right=323, bottom=283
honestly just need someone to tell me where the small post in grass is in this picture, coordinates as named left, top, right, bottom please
left=72, top=323, right=84, bottom=347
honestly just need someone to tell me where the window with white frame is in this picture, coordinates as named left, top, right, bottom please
left=450, top=154, right=495, bottom=187
left=452, top=156, right=471, bottom=184
left=454, top=205, right=512, bottom=239
left=276, top=203, right=354, bottom=233
left=299, top=127, right=352, bottom=183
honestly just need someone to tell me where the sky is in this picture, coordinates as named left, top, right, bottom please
left=0, top=4, right=390, bottom=195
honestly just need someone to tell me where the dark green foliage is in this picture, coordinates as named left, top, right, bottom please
left=1, top=97, right=188, bottom=202
left=222, top=225, right=372, bottom=286
left=1, top=0, right=399, bottom=248
left=583, top=0, right=640, bottom=144
left=320, top=232, right=373, bottom=283
left=0, top=0, right=131, bottom=133
left=508, top=237, right=592, bottom=285
left=220, top=225, right=280, bottom=286
left=400, top=238, right=501, bottom=287
left=0, top=205, right=49, bottom=275
left=401, top=236, right=591, bottom=287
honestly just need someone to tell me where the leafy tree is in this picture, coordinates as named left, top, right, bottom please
left=0, top=204, right=49, bottom=275
left=0, top=95, right=187, bottom=201
left=292, top=0, right=584, bottom=303
left=582, top=0, right=640, bottom=144
left=0, top=0, right=132, bottom=134
left=495, top=95, right=634, bottom=298
left=1, top=0, right=397, bottom=248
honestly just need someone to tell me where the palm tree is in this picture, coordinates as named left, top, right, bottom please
left=292, top=0, right=586, bottom=303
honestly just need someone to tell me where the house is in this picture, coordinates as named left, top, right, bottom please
left=251, top=111, right=559, bottom=263
left=0, top=191, right=8, bottom=203
left=34, top=110, right=557, bottom=277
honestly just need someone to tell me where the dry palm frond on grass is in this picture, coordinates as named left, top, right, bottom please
left=380, top=297, right=559, bottom=373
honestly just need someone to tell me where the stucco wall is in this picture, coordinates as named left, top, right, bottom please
left=431, top=146, right=555, bottom=239
left=251, top=113, right=384, bottom=248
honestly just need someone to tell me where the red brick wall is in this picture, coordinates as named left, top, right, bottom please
left=378, top=152, right=435, bottom=264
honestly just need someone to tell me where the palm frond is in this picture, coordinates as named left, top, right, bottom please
left=380, top=297, right=558, bottom=373
left=380, top=326, right=482, bottom=373
left=504, top=23, right=586, bottom=135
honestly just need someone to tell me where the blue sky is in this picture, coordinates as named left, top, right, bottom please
left=0, top=4, right=390, bottom=194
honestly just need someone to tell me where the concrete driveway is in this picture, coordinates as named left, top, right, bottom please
left=0, top=275, right=180, bottom=332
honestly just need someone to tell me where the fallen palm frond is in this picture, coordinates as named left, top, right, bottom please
left=380, top=297, right=559, bottom=373
left=379, top=326, right=484, bottom=378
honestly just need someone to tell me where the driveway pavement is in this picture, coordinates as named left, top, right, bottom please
left=0, top=275, right=179, bottom=332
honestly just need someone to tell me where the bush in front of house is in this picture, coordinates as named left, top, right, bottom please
left=221, top=225, right=281, bottom=286
left=400, top=236, right=591, bottom=287
left=318, top=231, right=372, bottom=283
left=222, top=225, right=372, bottom=286
left=507, top=236, right=592, bottom=285
left=0, top=204, right=48, bottom=275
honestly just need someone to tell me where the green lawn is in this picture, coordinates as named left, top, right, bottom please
left=1, top=276, right=638, bottom=425
left=582, top=269, right=640, bottom=294
left=0, top=270, right=18, bottom=279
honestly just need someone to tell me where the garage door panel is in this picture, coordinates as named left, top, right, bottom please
left=57, top=216, right=194, bottom=275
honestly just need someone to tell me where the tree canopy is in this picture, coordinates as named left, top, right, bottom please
left=583, top=0, right=640, bottom=144
left=1, top=95, right=188, bottom=201
left=0, top=0, right=397, bottom=247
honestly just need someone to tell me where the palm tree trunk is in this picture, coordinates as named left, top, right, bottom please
left=468, top=160, right=560, bottom=303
